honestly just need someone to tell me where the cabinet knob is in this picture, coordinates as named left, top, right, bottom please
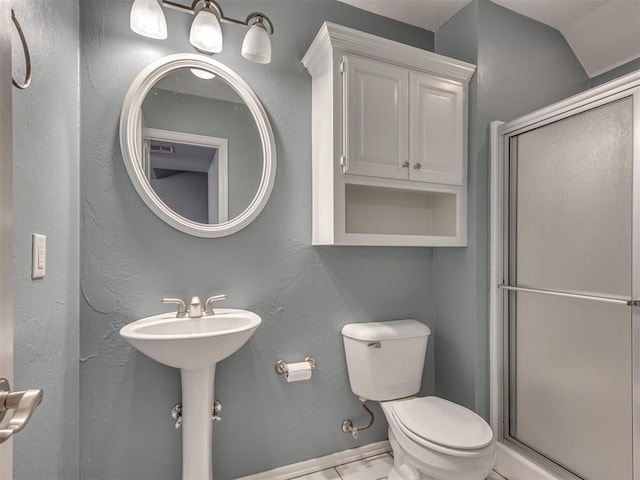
left=402, top=162, right=409, bottom=168
left=413, top=163, right=422, bottom=170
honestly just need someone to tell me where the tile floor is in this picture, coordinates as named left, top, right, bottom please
left=290, top=452, right=507, bottom=480
left=291, top=453, right=393, bottom=480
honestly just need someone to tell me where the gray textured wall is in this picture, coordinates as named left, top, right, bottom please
left=589, top=57, right=640, bottom=88
left=12, top=0, right=80, bottom=479
left=79, top=1, right=434, bottom=479
left=432, top=0, right=588, bottom=418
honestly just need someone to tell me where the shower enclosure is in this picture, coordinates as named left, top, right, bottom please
left=490, top=71, right=640, bottom=479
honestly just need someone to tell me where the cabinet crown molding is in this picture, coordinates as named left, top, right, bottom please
left=302, top=22, right=476, bottom=83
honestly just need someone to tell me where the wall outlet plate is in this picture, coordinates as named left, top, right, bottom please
left=32, top=233, right=46, bottom=279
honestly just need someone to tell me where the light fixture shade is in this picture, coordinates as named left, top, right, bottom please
left=189, top=8, right=223, bottom=54
left=241, top=22, right=271, bottom=64
left=130, top=0, right=167, bottom=40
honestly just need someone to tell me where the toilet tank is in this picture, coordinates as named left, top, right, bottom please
left=341, top=320, right=430, bottom=401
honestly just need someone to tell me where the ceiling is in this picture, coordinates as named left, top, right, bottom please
left=337, top=0, right=472, bottom=31
left=337, top=0, right=640, bottom=77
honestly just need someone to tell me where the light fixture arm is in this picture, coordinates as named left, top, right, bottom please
left=161, top=0, right=274, bottom=34
left=244, top=12, right=274, bottom=35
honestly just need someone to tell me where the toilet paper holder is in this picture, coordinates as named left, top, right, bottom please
left=275, top=357, right=317, bottom=375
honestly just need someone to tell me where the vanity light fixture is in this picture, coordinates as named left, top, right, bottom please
left=130, top=0, right=274, bottom=64
left=189, top=3, right=223, bottom=53
left=241, top=16, right=271, bottom=64
left=130, top=0, right=168, bottom=39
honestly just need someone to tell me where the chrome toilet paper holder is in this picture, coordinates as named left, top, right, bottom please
left=275, top=357, right=317, bottom=375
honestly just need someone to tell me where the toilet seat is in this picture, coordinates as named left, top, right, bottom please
left=383, top=397, right=493, bottom=455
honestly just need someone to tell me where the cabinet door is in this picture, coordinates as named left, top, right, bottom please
left=409, top=72, right=464, bottom=185
left=343, top=55, right=409, bottom=180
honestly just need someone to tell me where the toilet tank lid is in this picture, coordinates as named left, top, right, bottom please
left=341, top=320, right=431, bottom=341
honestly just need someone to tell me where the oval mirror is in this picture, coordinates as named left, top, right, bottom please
left=120, top=54, right=276, bottom=237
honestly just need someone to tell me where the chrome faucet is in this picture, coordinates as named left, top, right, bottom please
left=163, top=294, right=226, bottom=318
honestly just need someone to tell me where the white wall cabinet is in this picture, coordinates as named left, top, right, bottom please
left=343, top=55, right=409, bottom=180
left=303, top=23, right=476, bottom=247
left=409, top=71, right=464, bottom=185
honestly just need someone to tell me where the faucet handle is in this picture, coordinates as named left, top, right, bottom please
left=162, top=298, right=187, bottom=318
left=204, top=294, right=227, bottom=316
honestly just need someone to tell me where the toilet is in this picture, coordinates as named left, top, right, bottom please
left=341, top=320, right=495, bottom=480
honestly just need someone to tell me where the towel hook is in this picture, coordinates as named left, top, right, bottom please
left=11, top=9, right=31, bottom=90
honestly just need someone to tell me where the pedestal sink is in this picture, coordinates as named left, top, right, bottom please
left=120, top=309, right=261, bottom=480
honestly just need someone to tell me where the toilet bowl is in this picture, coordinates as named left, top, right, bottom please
left=382, top=397, right=495, bottom=480
left=341, top=320, right=495, bottom=480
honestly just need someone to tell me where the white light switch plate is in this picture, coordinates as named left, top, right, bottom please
left=32, top=233, right=46, bottom=279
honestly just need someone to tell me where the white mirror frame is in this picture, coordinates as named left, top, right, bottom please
left=120, top=53, right=276, bottom=237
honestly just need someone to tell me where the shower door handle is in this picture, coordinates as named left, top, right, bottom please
left=0, top=378, right=43, bottom=443
left=498, top=285, right=634, bottom=306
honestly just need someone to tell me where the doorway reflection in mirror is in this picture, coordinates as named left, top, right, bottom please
left=146, top=139, right=226, bottom=224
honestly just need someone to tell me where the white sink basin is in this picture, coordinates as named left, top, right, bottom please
left=120, top=308, right=261, bottom=370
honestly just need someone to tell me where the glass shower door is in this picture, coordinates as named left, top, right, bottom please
left=504, top=96, right=635, bottom=479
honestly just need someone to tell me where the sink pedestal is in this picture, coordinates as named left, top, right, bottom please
left=181, top=365, right=216, bottom=480
left=119, top=309, right=262, bottom=480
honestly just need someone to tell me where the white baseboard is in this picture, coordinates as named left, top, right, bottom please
left=236, top=441, right=392, bottom=480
